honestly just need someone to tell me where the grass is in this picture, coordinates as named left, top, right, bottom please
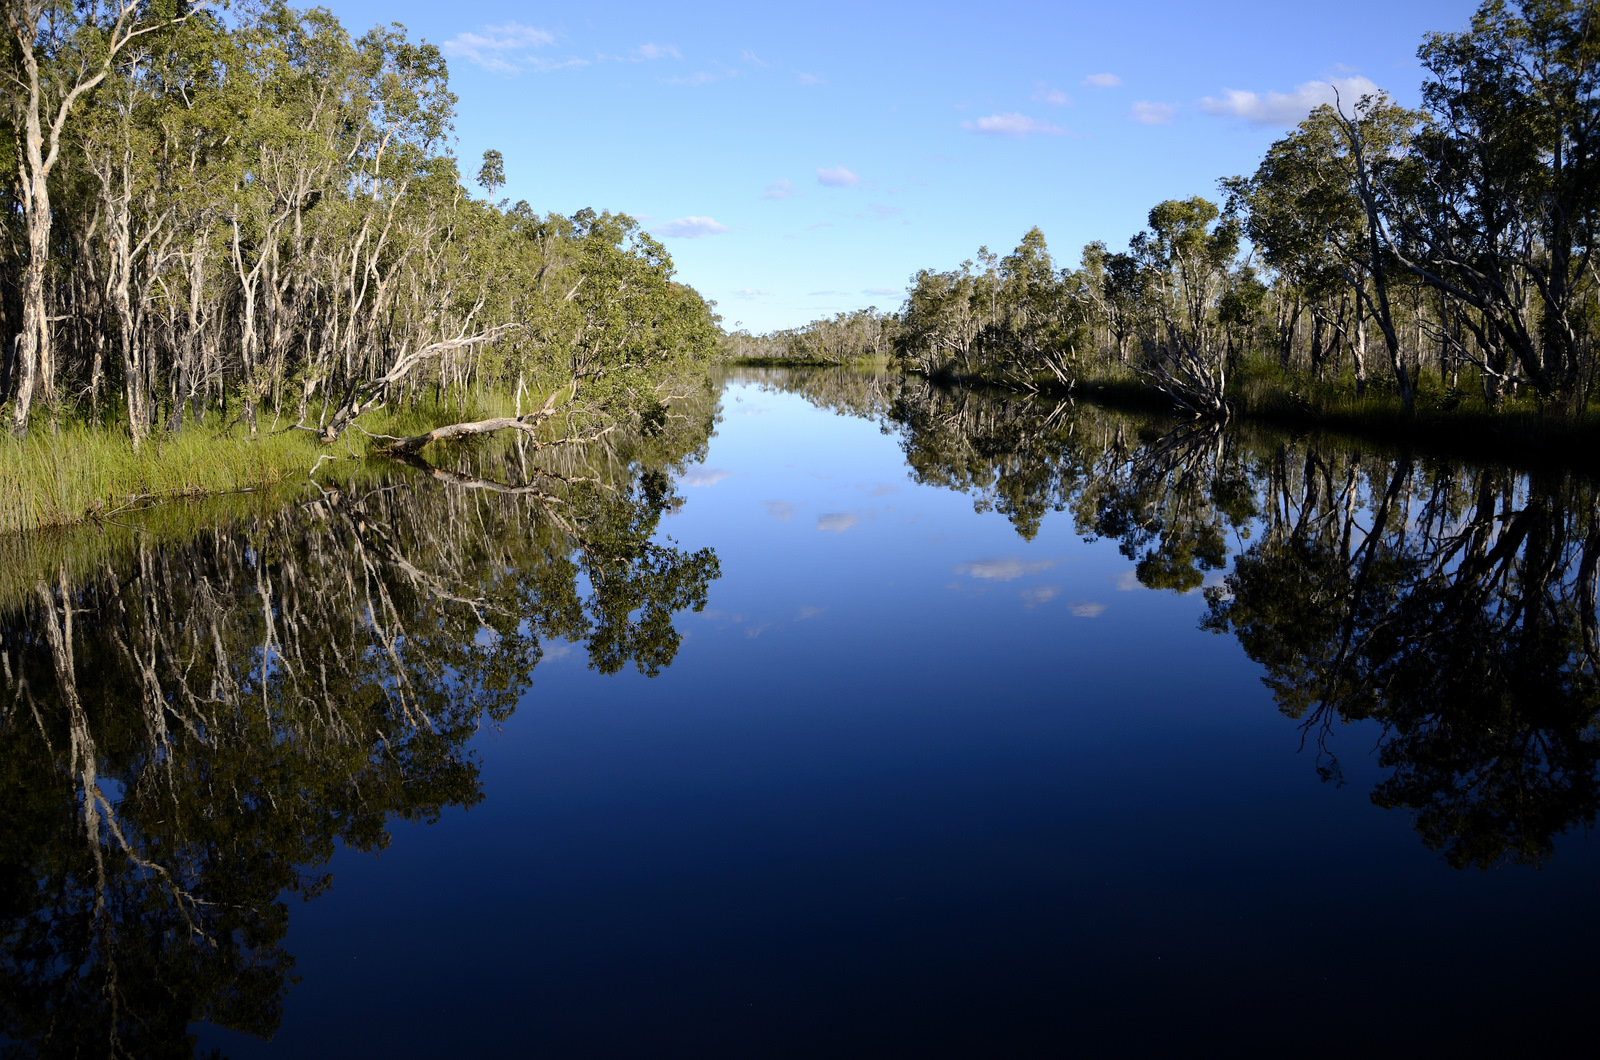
left=0, top=391, right=533, bottom=536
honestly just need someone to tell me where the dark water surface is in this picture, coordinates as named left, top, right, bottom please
left=4, top=369, right=1598, bottom=1056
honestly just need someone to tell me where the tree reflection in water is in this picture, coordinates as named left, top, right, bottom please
left=0, top=415, right=719, bottom=1056
left=754, top=368, right=1600, bottom=872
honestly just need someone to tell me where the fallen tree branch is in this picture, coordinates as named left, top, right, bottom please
left=317, top=324, right=523, bottom=444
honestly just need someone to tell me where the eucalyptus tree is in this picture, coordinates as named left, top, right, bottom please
left=894, top=229, right=1084, bottom=387
left=1235, top=96, right=1423, bottom=406
left=897, top=260, right=984, bottom=376
left=2, top=0, right=203, bottom=435
left=1125, top=197, right=1242, bottom=416
left=0, top=2, right=719, bottom=448
left=1391, top=0, right=1600, bottom=409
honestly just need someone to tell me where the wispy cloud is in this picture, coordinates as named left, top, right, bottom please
left=733, top=288, right=770, bottom=298
left=662, top=71, right=721, bottom=86
left=816, top=165, right=860, bottom=187
left=442, top=23, right=561, bottom=74
left=1083, top=72, right=1121, bottom=88
left=742, top=49, right=767, bottom=67
left=681, top=467, right=732, bottom=486
left=816, top=512, right=860, bottom=532
left=764, top=501, right=795, bottom=521
left=866, top=202, right=901, bottom=218
left=1067, top=600, right=1107, bottom=617
left=798, top=72, right=825, bottom=86
left=1021, top=585, right=1060, bottom=607
left=1130, top=101, right=1177, bottom=125
left=1032, top=84, right=1071, bottom=106
left=763, top=178, right=794, bottom=200
left=654, top=215, right=729, bottom=238
left=797, top=605, right=825, bottom=619
left=966, top=112, right=1066, bottom=137
left=862, top=287, right=899, bottom=296
left=1198, top=75, right=1382, bottom=126
left=636, top=42, right=681, bottom=60
left=957, top=558, right=1058, bottom=581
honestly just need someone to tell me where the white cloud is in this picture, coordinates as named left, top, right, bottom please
left=1198, top=75, right=1382, bottom=126
left=816, top=513, right=860, bottom=532
left=1021, top=586, right=1060, bottom=607
left=637, top=42, right=681, bottom=60
left=867, top=203, right=901, bottom=217
left=1033, top=85, right=1071, bottom=106
left=957, top=558, right=1058, bottom=581
left=681, top=467, right=732, bottom=486
left=1130, top=101, right=1177, bottom=125
left=733, top=288, right=771, bottom=298
left=862, top=287, right=899, bottom=296
left=798, top=72, right=825, bottom=86
left=654, top=216, right=729, bottom=238
left=966, top=112, right=1066, bottom=137
left=742, top=50, right=767, bottom=67
left=442, top=23, right=560, bottom=74
left=1083, top=73, right=1122, bottom=89
left=1068, top=600, right=1107, bottom=617
left=764, top=501, right=795, bottom=521
left=1113, top=570, right=1142, bottom=591
left=797, top=605, right=825, bottom=619
left=816, top=165, right=860, bottom=187
left=763, top=178, right=794, bottom=200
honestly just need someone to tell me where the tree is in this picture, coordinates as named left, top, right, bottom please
left=1128, top=196, right=1241, bottom=416
left=3, top=0, right=201, bottom=436
left=1393, top=0, right=1600, bottom=408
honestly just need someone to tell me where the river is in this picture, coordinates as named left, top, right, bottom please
left=3, top=367, right=1597, bottom=1056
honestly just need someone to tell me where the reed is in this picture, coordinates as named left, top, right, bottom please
left=0, top=392, right=530, bottom=536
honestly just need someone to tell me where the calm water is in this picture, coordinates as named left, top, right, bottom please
left=4, top=368, right=1598, bottom=1056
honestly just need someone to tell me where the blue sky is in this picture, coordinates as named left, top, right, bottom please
left=324, top=0, right=1479, bottom=332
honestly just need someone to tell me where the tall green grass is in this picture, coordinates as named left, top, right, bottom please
left=0, top=392, right=532, bottom=536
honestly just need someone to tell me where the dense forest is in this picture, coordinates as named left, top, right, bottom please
left=0, top=1, right=718, bottom=449
left=744, top=0, right=1600, bottom=424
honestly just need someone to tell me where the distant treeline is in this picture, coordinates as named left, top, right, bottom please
left=743, top=0, right=1600, bottom=421
left=1, top=2, right=718, bottom=447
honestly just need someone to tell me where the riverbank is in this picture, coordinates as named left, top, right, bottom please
left=0, top=394, right=527, bottom=536
left=892, top=357, right=1600, bottom=478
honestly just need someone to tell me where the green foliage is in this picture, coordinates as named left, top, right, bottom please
left=0, top=1, right=719, bottom=451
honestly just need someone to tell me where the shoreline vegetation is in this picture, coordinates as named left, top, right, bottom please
left=771, top=354, right=1600, bottom=469
left=0, top=390, right=548, bottom=535
left=2, top=3, right=719, bottom=533
left=726, top=1, right=1600, bottom=463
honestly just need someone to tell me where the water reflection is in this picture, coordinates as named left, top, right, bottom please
left=746, top=367, right=1600, bottom=871
left=0, top=415, right=719, bottom=1055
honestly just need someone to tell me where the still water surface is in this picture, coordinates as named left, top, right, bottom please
left=5, top=368, right=1598, bottom=1055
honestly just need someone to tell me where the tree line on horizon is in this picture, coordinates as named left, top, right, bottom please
left=743, top=0, right=1600, bottom=421
left=0, top=1, right=718, bottom=448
